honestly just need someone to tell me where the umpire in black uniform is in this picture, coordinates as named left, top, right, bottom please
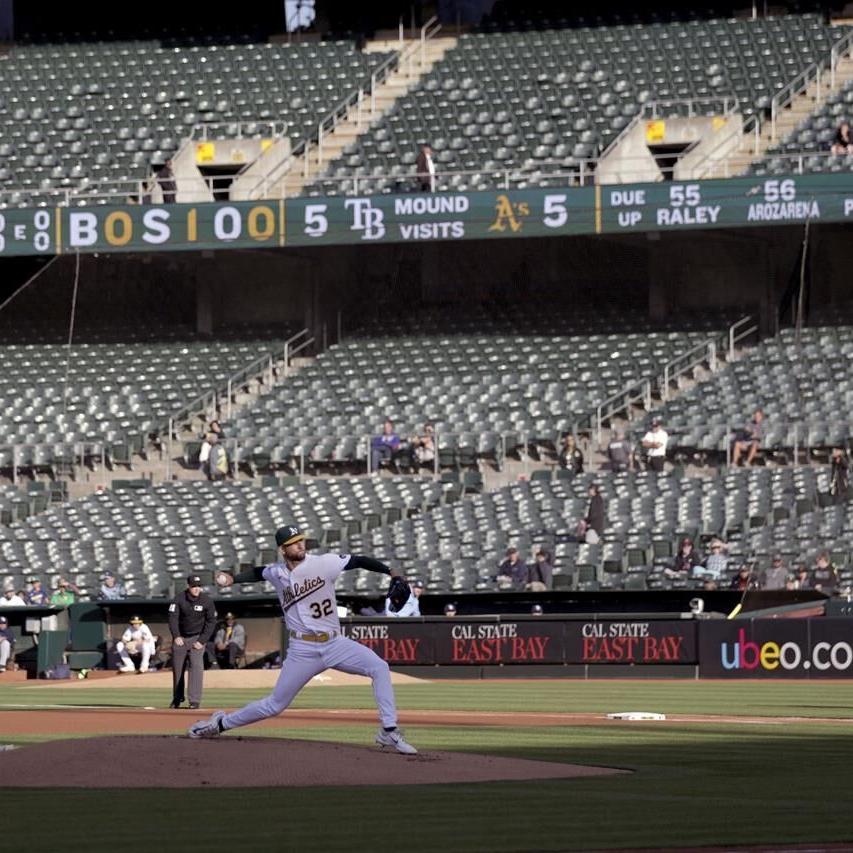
left=168, top=574, right=216, bottom=709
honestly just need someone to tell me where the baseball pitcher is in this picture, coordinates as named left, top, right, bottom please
left=188, top=525, right=416, bottom=754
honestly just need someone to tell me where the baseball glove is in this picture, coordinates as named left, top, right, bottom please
left=386, top=575, right=410, bottom=613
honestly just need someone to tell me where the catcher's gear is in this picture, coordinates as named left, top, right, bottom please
left=386, top=576, right=410, bottom=613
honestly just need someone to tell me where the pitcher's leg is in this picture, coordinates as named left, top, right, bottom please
left=326, top=637, right=397, bottom=729
left=222, top=644, right=324, bottom=731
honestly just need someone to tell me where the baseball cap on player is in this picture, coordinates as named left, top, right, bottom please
left=275, top=525, right=305, bottom=547
left=129, top=615, right=142, bottom=624
left=186, top=574, right=203, bottom=586
left=0, top=616, right=7, bottom=624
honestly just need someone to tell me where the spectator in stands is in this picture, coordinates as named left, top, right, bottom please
left=793, top=563, right=812, bottom=590
left=410, top=422, right=435, bottom=468
left=558, top=434, right=583, bottom=474
left=158, top=158, right=177, bottom=203
left=213, top=612, right=246, bottom=669
left=0, top=615, right=14, bottom=672
left=50, top=577, right=79, bottom=607
left=209, top=420, right=226, bottom=441
left=116, top=615, right=156, bottom=673
left=208, top=434, right=229, bottom=482
left=812, top=552, right=839, bottom=594
left=497, top=547, right=528, bottom=591
left=730, top=563, right=759, bottom=591
left=641, top=417, right=668, bottom=473
left=199, top=432, right=215, bottom=478
left=526, top=549, right=553, bottom=592
left=732, top=408, right=764, bottom=467
left=607, top=428, right=632, bottom=472
left=26, top=578, right=49, bottom=606
left=702, top=578, right=718, bottom=591
left=585, top=483, right=606, bottom=542
left=831, top=121, right=853, bottom=155
left=370, top=419, right=401, bottom=474
left=0, top=586, right=25, bottom=607
left=666, top=538, right=701, bottom=579
left=385, top=580, right=424, bottom=617
left=830, top=447, right=849, bottom=504
left=761, top=555, right=789, bottom=590
left=696, top=538, right=728, bottom=581
left=98, top=572, right=126, bottom=601
left=415, top=143, right=436, bottom=192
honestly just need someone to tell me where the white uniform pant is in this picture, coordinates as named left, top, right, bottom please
left=0, top=638, right=10, bottom=668
left=117, top=640, right=154, bottom=671
left=222, top=636, right=397, bottom=731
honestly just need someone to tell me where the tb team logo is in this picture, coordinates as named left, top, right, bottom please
left=488, top=194, right=530, bottom=233
left=345, top=198, right=385, bottom=240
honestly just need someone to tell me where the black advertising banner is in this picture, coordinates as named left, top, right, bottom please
left=699, top=619, right=853, bottom=678
left=434, top=620, right=565, bottom=665
left=341, top=622, right=433, bottom=665
left=565, top=620, right=697, bottom=664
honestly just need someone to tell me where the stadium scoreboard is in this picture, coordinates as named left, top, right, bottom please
left=0, top=173, right=849, bottom=256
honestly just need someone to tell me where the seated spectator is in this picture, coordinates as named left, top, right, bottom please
left=607, top=429, right=632, bottom=472
left=641, top=417, right=668, bottom=473
left=583, top=484, right=606, bottom=544
left=732, top=408, right=764, bottom=467
left=98, top=572, right=127, bottom=601
left=213, top=612, right=247, bottom=668
left=812, top=552, right=839, bottom=594
left=0, top=615, right=14, bottom=672
left=49, top=578, right=79, bottom=607
left=26, top=578, right=50, bottom=606
left=666, top=538, right=701, bottom=578
left=830, top=447, right=849, bottom=504
left=497, top=547, right=528, bottom=591
left=702, top=578, right=718, bottom=591
left=370, top=419, right=401, bottom=473
left=116, top=615, right=157, bottom=673
left=831, top=121, right=853, bottom=155
left=793, top=564, right=812, bottom=590
left=730, top=564, right=759, bottom=591
left=761, top=555, right=788, bottom=590
left=696, top=538, right=728, bottom=580
left=0, top=586, right=26, bottom=607
left=527, top=550, right=553, bottom=592
left=410, top=423, right=436, bottom=468
left=385, top=580, right=424, bottom=617
left=209, top=419, right=225, bottom=440
left=558, top=434, right=584, bottom=474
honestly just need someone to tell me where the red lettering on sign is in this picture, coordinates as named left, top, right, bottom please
left=381, top=638, right=420, bottom=662
left=642, top=635, right=683, bottom=661
left=583, top=637, right=639, bottom=661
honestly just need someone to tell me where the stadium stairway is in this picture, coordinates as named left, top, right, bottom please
left=710, top=32, right=853, bottom=178
left=262, top=34, right=457, bottom=199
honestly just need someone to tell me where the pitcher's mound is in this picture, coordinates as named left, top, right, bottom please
left=0, top=736, right=629, bottom=787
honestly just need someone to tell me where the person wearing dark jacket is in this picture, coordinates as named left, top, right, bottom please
left=527, top=550, right=553, bottom=591
left=558, top=434, right=584, bottom=474
left=666, top=538, right=702, bottom=578
left=586, top=484, right=606, bottom=537
left=158, top=158, right=177, bottom=203
left=497, top=547, right=528, bottom=590
left=168, top=574, right=216, bottom=709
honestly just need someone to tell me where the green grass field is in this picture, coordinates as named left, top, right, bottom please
left=1, top=679, right=852, bottom=852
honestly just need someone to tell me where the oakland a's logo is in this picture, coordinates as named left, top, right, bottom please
left=488, top=194, right=530, bottom=233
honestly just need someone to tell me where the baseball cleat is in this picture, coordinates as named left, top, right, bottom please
left=375, top=728, right=417, bottom=755
left=188, top=710, right=226, bottom=739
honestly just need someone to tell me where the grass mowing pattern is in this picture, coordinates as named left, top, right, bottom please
left=0, top=680, right=852, bottom=851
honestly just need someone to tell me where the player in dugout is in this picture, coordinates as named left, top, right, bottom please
left=187, top=525, right=417, bottom=754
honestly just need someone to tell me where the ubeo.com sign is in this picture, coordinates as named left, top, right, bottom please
left=699, top=619, right=853, bottom=678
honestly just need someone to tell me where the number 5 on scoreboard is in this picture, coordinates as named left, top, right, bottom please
left=304, top=204, right=328, bottom=237
left=543, top=194, right=568, bottom=228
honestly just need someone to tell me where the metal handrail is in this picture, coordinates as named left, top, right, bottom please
left=189, top=120, right=288, bottom=141
left=283, top=328, right=315, bottom=375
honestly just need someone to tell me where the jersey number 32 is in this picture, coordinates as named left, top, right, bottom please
left=309, top=599, right=333, bottom=618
